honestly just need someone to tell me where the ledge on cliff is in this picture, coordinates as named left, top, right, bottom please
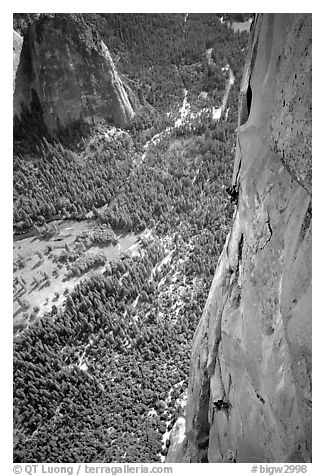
left=13, top=14, right=137, bottom=136
left=167, top=13, right=312, bottom=464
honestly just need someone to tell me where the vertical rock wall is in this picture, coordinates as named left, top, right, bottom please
left=13, top=14, right=136, bottom=133
left=167, top=13, right=312, bottom=463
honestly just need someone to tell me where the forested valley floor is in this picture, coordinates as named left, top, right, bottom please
left=13, top=13, right=249, bottom=462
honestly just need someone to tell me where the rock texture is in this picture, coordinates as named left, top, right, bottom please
left=13, top=30, right=23, bottom=90
left=167, top=13, right=312, bottom=463
left=13, top=14, right=136, bottom=133
left=165, top=417, right=187, bottom=463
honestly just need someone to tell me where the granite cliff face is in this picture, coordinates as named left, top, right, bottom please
left=13, top=14, right=136, bottom=133
left=167, top=13, right=312, bottom=463
left=13, top=30, right=23, bottom=90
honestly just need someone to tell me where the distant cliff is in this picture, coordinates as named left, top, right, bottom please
left=13, top=30, right=23, bottom=90
left=13, top=14, right=136, bottom=134
left=167, top=13, right=312, bottom=463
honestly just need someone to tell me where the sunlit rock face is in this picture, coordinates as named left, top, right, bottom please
left=13, top=30, right=23, bottom=90
left=165, top=417, right=187, bottom=463
left=13, top=14, right=135, bottom=133
left=167, top=13, right=312, bottom=463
